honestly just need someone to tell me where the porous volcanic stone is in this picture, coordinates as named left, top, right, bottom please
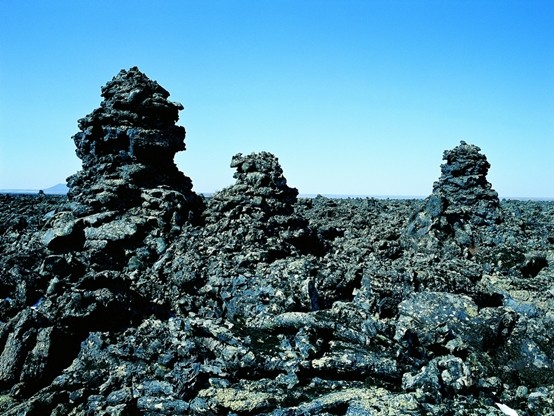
left=204, top=151, right=317, bottom=261
left=406, top=141, right=502, bottom=249
left=0, top=68, right=204, bottom=401
left=2, top=79, right=554, bottom=415
left=67, top=66, right=202, bottom=217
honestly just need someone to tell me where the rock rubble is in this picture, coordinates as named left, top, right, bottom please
left=1, top=69, right=554, bottom=415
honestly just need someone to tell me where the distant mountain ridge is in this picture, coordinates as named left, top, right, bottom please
left=0, top=183, right=68, bottom=195
left=43, top=183, right=69, bottom=194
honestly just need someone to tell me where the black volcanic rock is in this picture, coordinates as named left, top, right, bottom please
left=2, top=78, right=554, bottom=414
left=206, top=151, right=299, bottom=220
left=406, top=141, right=502, bottom=251
left=62, top=65, right=204, bottom=271
left=74, top=66, right=184, bottom=166
left=156, top=152, right=322, bottom=323
left=0, top=68, right=204, bottom=402
left=67, top=66, right=202, bottom=217
left=203, top=151, right=316, bottom=261
left=49, top=67, right=204, bottom=263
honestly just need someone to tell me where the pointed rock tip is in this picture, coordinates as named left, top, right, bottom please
left=101, top=66, right=170, bottom=100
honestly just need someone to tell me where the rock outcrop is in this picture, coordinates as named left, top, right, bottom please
left=45, top=66, right=203, bottom=263
left=204, top=151, right=316, bottom=262
left=0, top=67, right=204, bottom=400
left=67, top=66, right=201, bottom=217
left=406, top=141, right=502, bottom=250
left=158, top=151, right=321, bottom=323
left=1, top=73, right=554, bottom=415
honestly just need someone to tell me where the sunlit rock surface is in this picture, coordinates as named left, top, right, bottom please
left=67, top=66, right=202, bottom=218
left=1, top=71, right=554, bottom=415
left=406, top=140, right=502, bottom=248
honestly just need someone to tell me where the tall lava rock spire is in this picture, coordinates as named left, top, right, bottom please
left=44, top=67, right=203, bottom=264
left=406, top=141, right=502, bottom=250
left=203, top=151, right=315, bottom=262
left=1, top=68, right=207, bottom=399
left=67, top=66, right=202, bottom=218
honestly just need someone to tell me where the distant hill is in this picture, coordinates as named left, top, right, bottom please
left=42, top=183, right=68, bottom=194
left=0, top=183, right=68, bottom=195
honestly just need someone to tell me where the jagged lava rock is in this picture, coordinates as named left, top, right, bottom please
left=0, top=68, right=204, bottom=401
left=45, top=67, right=204, bottom=259
left=203, top=151, right=316, bottom=261
left=3, top=74, right=554, bottom=414
left=168, top=152, right=322, bottom=321
left=207, top=152, right=299, bottom=220
left=67, top=66, right=202, bottom=216
left=74, top=66, right=183, bottom=165
left=407, top=141, right=502, bottom=248
left=59, top=66, right=204, bottom=269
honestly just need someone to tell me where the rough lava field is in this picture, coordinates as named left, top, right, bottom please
left=1, top=67, right=554, bottom=415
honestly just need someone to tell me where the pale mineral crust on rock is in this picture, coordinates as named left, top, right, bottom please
left=1, top=71, right=554, bottom=415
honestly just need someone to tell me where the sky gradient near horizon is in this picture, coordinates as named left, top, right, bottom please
left=1, top=1, right=553, bottom=198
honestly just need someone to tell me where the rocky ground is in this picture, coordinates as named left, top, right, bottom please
left=1, top=67, right=554, bottom=415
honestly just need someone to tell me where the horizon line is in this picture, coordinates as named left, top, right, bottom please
left=3, top=188, right=553, bottom=201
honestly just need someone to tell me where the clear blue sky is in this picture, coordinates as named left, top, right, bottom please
left=1, top=1, right=553, bottom=197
